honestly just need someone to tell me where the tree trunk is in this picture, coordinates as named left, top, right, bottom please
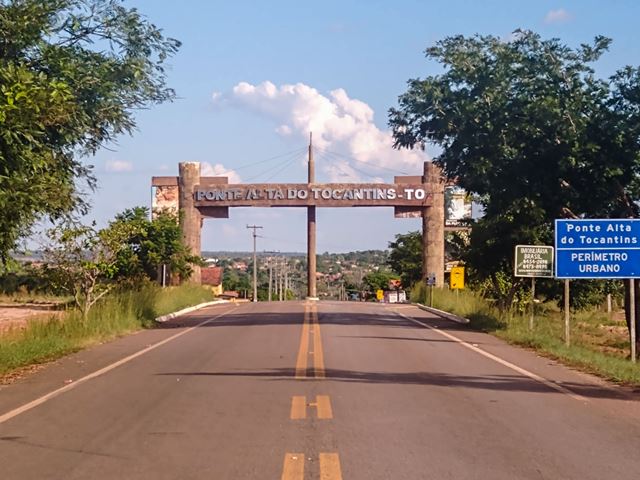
left=623, top=279, right=640, bottom=356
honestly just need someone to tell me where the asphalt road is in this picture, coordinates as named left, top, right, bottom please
left=1, top=300, right=640, bottom=479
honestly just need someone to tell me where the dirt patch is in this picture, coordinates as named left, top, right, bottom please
left=0, top=362, right=48, bottom=385
left=0, top=304, right=62, bottom=334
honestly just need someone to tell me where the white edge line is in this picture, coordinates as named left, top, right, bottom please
left=0, top=304, right=239, bottom=425
left=393, top=310, right=588, bottom=403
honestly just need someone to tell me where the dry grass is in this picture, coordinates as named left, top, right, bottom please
left=0, top=284, right=214, bottom=378
left=415, top=284, right=640, bottom=385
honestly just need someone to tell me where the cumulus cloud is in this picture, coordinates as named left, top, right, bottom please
left=544, top=8, right=572, bottom=24
left=212, top=81, right=427, bottom=181
left=201, top=162, right=242, bottom=184
left=105, top=160, right=133, bottom=172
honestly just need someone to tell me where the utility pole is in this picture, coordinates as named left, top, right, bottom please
left=247, top=224, right=263, bottom=302
left=268, top=258, right=273, bottom=302
left=279, top=258, right=285, bottom=301
left=284, top=262, right=289, bottom=301
left=275, top=259, right=279, bottom=300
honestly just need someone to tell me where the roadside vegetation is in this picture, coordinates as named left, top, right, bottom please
left=0, top=284, right=214, bottom=378
left=411, top=284, right=640, bottom=385
left=390, top=31, right=640, bottom=353
left=0, top=205, right=212, bottom=379
left=387, top=31, right=640, bottom=381
left=0, top=1, right=205, bottom=379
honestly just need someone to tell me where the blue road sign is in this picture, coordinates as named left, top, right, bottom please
left=555, top=219, right=640, bottom=279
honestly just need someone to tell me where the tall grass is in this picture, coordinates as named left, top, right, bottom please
left=414, top=283, right=640, bottom=385
left=0, top=284, right=214, bottom=377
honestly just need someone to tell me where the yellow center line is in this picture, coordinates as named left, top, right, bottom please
left=295, top=305, right=311, bottom=379
left=291, top=395, right=333, bottom=420
left=319, top=453, right=343, bottom=480
left=281, top=453, right=305, bottom=480
left=312, top=305, right=325, bottom=379
left=314, top=395, right=333, bottom=419
left=290, top=396, right=307, bottom=420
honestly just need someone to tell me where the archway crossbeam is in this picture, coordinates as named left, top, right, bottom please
left=151, top=161, right=445, bottom=292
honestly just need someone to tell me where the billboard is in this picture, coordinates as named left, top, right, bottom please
left=445, top=186, right=472, bottom=227
left=152, top=185, right=179, bottom=218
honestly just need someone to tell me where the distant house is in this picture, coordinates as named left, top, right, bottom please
left=219, top=291, right=240, bottom=300
left=233, top=262, right=248, bottom=272
left=201, top=266, right=223, bottom=296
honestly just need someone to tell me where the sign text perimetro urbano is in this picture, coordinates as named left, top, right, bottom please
left=193, top=183, right=432, bottom=208
left=555, top=219, right=640, bottom=279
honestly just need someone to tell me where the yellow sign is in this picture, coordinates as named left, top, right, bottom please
left=376, top=289, right=384, bottom=300
left=450, top=266, right=465, bottom=289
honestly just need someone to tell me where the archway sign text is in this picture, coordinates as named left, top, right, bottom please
left=193, top=183, right=431, bottom=208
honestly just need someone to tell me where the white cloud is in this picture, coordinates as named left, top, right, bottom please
left=105, top=160, right=133, bottom=172
left=544, top=8, right=571, bottom=24
left=201, top=162, right=242, bottom=184
left=212, top=81, right=427, bottom=181
left=276, top=124, right=292, bottom=136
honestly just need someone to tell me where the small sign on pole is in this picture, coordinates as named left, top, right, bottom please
left=450, top=266, right=465, bottom=289
left=427, top=272, right=436, bottom=307
left=514, top=245, right=554, bottom=278
left=514, top=245, right=554, bottom=330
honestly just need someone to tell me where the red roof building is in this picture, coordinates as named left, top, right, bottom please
left=201, top=266, right=223, bottom=295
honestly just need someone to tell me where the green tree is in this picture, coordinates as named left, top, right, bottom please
left=110, top=207, right=200, bottom=283
left=43, top=222, right=129, bottom=319
left=390, top=31, right=640, bottom=321
left=223, top=268, right=251, bottom=293
left=387, top=231, right=422, bottom=288
left=363, top=270, right=398, bottom=292
left=0, top=0, right=180, bottom=262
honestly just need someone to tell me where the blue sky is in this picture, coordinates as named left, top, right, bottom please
left=87, top=0, right=640, bottom=253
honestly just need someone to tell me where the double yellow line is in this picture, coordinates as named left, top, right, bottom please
left=284, top=303, right=342, bottom=479
left=295, top=302, right=325, bottom=379
left=281, top=453, right=342, bottom=480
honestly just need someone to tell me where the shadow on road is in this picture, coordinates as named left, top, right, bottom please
left=155, top=304, right=637, bottom=402
left=155, top=367, right=632, bottom=401
left=157, top=307, right=460, bottom=332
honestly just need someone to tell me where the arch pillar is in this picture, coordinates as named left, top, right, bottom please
left=179, top=162, right=202, bottom=284
left=422, top=162, right=445, bottom=287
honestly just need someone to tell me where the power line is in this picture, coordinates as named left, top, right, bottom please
left=263, top=152, right=306, bottom=182
left=216, top=146, right=307, bottom=176
left=315, top=150, right=381, bottom=181
left=315, top=146, right=412, bottom=176
left=243, top=149, right=305, bottom=182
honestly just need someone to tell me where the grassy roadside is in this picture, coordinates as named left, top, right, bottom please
left=413, top=284, right=640, bottom=385
left=0, top=284, right=215, bottom=377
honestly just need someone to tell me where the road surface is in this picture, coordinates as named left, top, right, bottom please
left=1, top=301, right=640, bottom=479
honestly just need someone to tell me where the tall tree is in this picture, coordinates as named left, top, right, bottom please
left=390, top=31, right=640, bottom=316
left=0, top=0, right=180, bottom=261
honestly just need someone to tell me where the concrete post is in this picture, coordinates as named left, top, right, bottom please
left=422, top=162, right=445, bottom=287
left=307, top=133, right=318, bottom=299
left=179, top=162, right=202, bottom=284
